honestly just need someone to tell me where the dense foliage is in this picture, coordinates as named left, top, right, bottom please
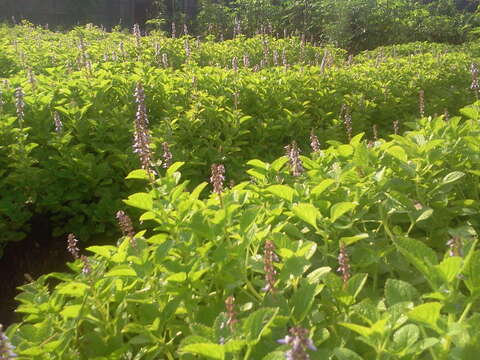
left=1, top=24, right=479, bottom=249
left=5, top=102, right=480, bottom=359
left=2, top=22, right=480, bottom=359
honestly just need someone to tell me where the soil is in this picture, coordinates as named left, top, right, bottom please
left=0, top=214, right=70, bottom=327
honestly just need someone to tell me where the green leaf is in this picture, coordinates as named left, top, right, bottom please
left=105, top=265, right=137, bottom=277
left=392, top=324, right=419, bottom=351
left=442, top=171, right=465, bottom=185
left=190, top=182, right=208, bottom=200
left=311, top=179, right=336, bottom=196
left=60, top=305, right=82, bottom=319
left=333, top=347, right=363, bottom=360
left=86, top=245, right=116, bottom=259
left=307, top=267, right=331, bottom=284
left=434, top=256, right=463, bottom=284
left=340, top=233, right=368, bottom=246
left=265, top=185, right=296, bottom=202
left=394, top=237, right=440, bottom=290
left=385, top=279, right=419, bottom=306
left=166, top=161, right=185, bottom=176
left=416, top=209, right=433, bottom=223
left=330, top=202, right=357, bottom=223
left=247, top=159, right=268, bottom=169
left=57, top=282, right=89, bottom=297
left=125, top=169, right=150, bottom=180
left=292, top=203, right=320, bottom=229
left=180, top=343, right=225, bottom=359
left=243, top=308, right=278, bottom=344
left=291, top=281, right=317, bottom=322
left=408, top=302, right=443, bottom=331
left=338, top=322, right=373, bottom=337
left=385, top=146, right=408, bottom=162
left=464, top=251, right=480, bottom=293
left=123, top=192, right=153, bottom=211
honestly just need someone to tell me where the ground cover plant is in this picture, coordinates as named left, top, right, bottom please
left=4, top=101, right=480, bottom=359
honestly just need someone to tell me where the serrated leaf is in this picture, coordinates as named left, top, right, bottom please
left=291, top=281, right=317, bottom=322
left=392, top=324, right=419, bottom=351
left=86, top=245, right=116, bottom=259
left=333, top=347, right=363, bottom=360
left=266, top=185, right=296, bottom=202
left=385, top=279, right=419, bottom=306
left=340, top=233, right=368, bottom=246
left=292, top=203, right=320, bottom=229
left=247, top=159, right=268, bottom=169
left=243, top=308, right=278, bottom=344
left=60, top=305, right=82, bottom=319
left=180, top=343, right=225, bottom=359
left=408, top=302, right=443, bottom=330
left=330, top=202, right=357, bottom=223
left=123, top=192, right=153, bottom=211
left=434, top=256, right=463, bottom=284
left=57, top=282, right=89, bottom=297
left=105, top=265, right=137, bottom=277
left=311, top=179, right=336, bottom=196
left=125, top=169, right=150, bottom=180
left=386, top=145, right=408, bottom=162
left=166, top=162, right=185, bottom=177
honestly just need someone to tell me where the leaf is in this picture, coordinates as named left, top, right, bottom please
left=392, top=324, right=419, bottom=351
left=166, top=162, right=185, bottom=177
left=190, top=182, right=208, bottom=200
left=307, top=267, right=331, bottom=284
left=86, top=245, right=116, bottom=259
left=105, top=265, right=137, bottom=277
left=415, top=209, right=433, bottom=223
left=60, top=305, right=82, bottom=319
left=123, top=192, right=153, bottom=211
left=338, top=322, right=373, bottom=337
left=57, top=282, right=89, bottom=297
left=340, top=233, right=368, bottom=246
left=243, top=308, right=278, bottom=344
left=180, top=343, right=225, bottom=359
left=125, top=169, right=150, bottom=180
left=385, top=279, right=419, bottom=306
left=311, top=179, right=336, bottom=196
left=408, top=302, right=443, bottom=331
left=291, top=281, right=317, bottom=322
left=333, top=347, right=363, bottom=360
left=434, top=256, right=463, bottom=284
left=394, top=237, right=440, bottom=290
left=266, top=185, right=296, bottom=202
left=292, top=203, right=320, bottom=229
left=247, top=159, right=268, bottom=169
left=330, top=202, right=357, bottom=223
left=442, top=171, right=465, bottom=185
left=385, top=146, right=408, bottom=162
left=464, top=251, right=480, bottom=293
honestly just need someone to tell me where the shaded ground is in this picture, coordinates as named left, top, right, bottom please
left=0, top=215, right=70, bottom=327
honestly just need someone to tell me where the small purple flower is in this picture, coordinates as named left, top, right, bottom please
left=262, top=240, right=278, bottom=293
left=67, top=233, right=80, bottom=259
left=447, top=236, right=463, bottom=257
left=285, top=141, right=304, bottom=177
left=337, top=242, right=351, bottom=285
left=277, top=327, right=316, bottom=360
left=162, top=142, right=173, bottom=169
left=310, top=130, right=320, bottom=153
left=14, top=87, right=24, bottom=125
left=210, top=163, right=225, bottom=195
left=53, top=111, right=63, bottom=133
left=0, top=324, right=17, bottom=359
left=116, top=210, right=136, bottom=246
left=133, top=82, right=155, bottom=176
